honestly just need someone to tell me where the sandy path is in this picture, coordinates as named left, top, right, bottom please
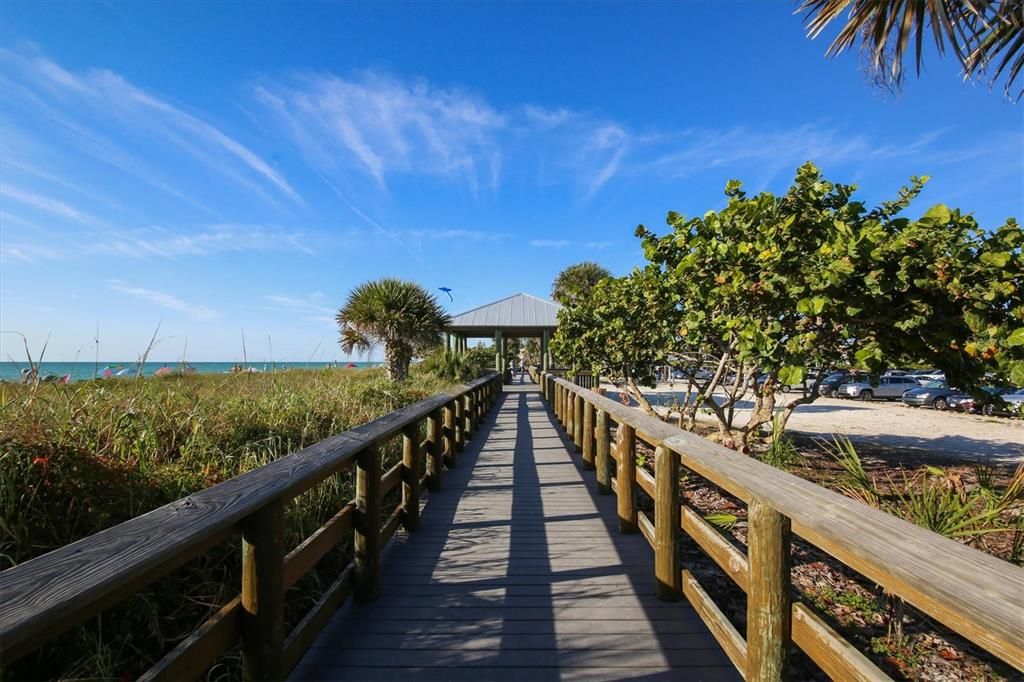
left=602, top=383, right=1024, bottom=466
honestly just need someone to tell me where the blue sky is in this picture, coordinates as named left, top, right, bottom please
left=1, top=2, right=1021, bottom=362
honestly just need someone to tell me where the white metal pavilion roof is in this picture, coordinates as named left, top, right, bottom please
left=448, top=293, right=561, bottom=333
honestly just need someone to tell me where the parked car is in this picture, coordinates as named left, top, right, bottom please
left=842, top=375, right=921, bottom=401
left=882, top=369, right=911, bottom=377
left=948, top=386, right=1018, bottom=414
left=756, top=373, right=793, bottom=392
left=907, top=369, right=946, bottom=384
left=818, top=371, right=865, bottom=398
left=901, top=381, right=964, bottom=410
left=976, top=387, right=1024, bottom=417
left=671, top=368, right=713, bottom=381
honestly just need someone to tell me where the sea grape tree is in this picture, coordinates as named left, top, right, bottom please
left=632, top=162, right=1022, bottom=446
left=551, top=267, right=679, bottom=414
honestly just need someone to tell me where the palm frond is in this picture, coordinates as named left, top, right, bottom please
left=798, top=0, right=1022, bottom=97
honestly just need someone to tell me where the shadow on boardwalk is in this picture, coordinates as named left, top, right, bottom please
left=292, top=382, right=737, bottom=681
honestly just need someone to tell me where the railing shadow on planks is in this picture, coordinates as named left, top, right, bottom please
left=542, top=372, right=1024, bottom=682
left=0, top=373, right=503, bottom=681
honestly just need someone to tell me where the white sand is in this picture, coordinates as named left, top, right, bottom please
left=601, top=382, right=1024, bottom=465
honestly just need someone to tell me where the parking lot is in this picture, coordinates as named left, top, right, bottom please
left=613, top=383, right=1024, bottom=466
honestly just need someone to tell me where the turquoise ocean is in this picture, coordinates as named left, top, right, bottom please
left=0, top=361, right=381, bottom=382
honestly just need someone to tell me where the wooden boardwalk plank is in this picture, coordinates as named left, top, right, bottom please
left=292, top=382, right=737, bottom=681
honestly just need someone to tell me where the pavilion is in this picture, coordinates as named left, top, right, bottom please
left=445, top=293, right=560, bottom=373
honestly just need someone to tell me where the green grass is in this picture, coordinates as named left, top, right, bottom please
left=0, top=366, right=462, bottom=680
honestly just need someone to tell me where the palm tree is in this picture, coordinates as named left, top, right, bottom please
left=551, top=261, right=612, bottom=305
left=800, top=0, right=1023, bottom=98
left=337, top=278, right=451, bottom=381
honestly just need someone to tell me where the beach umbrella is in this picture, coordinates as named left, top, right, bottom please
left=101, top=365, right=124, bottom=377
left=154, top=366, right=174, bottom=376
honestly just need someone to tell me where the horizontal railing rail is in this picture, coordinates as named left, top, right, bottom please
left=542, top=373, right=1024, bottom=680
left=0, top=372, right=503, bottom=681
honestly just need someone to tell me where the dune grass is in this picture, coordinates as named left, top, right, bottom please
left=0, top=366, right=461, bottom=680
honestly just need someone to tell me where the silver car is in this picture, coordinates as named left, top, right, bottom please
left=842, top=375, right=921, bottom=401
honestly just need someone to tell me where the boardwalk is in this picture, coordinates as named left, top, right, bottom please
left=293, top=380, right=737, bottom=681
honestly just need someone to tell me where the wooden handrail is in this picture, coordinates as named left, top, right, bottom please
left=542, top=373, right=1024, bottom=678
left=0, top=372, right=502, bottom=680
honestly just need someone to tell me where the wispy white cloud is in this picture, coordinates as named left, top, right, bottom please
left=523, top=105, right=574, bottom=130
left=256, top=71, right=505, bottom=191
left=585, top=240, right=615, bottom=249
left=0, top=243, right=65, bottom=263
left=108, top=280, right=220, bottom=320
left=0, top=184, right=108, bottom=227
left=264, top=293, right=336, bottom=316
left=405, top=228, right=508, bottom=242
left=1, top=224, right=313, bottom=262
left=263, top=293, right=338, bottom=328
left=581, top=124, right=630, bottom=199
left=529, top=239, right=570, bottom=248
left=2, top=48, right=301, bottom=206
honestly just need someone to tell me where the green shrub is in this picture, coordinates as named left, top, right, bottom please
left=0, top=366, right=457, bottom=679
left=421, top=345, right=494, bottom=382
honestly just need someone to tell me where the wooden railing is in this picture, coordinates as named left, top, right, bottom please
left=541, top=373, right=1024, bottom=680
left=0, top=373, right=503, bottom=681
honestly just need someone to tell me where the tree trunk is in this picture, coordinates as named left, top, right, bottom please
left=773, top=374, right=827, bottom=434
left=384, top=344, right=412, bottom=381
left=742, top=378, right=777, bottom=450
left=626, top=376, right=657, bottom=416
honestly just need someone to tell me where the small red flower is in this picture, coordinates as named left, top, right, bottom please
left=32, top=456, right=50, bottom=467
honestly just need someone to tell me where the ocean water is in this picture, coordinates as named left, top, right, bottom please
left=0, top=361, right=381, bottom=382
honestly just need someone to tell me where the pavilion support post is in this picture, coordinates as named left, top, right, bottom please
left=445, top=332, right=452, bottom=356
left=495, top=330, right=502, bottom=372
left=541, top=330, right=550, bottom=371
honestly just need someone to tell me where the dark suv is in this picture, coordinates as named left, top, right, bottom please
left=818, top=371, right=866, bottom=398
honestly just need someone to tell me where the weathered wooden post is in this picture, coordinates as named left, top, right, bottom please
left=354, top=446, right=381, bottom=602
left=427, top=408, right=443, bottom=491
left=444, top=400, right=457, bottom=466
left=563, top=385, right=570, bottom=429
left=654, top=445, right=681, bottom=601
left=401, top=423, right=421, bottom=531
left=241, top=499, right=285, bottom=682
left=582, top=401, right=595, bottom=469
left=616, top=424, right=638, bottom=533
left=454, top=397, right=465, bottom=453
left=595, top=410, right=611, bottom=494
left=464, top=393, right=474, bottom=440
left=747, top=499, right=792, bottom=681
left=573, top=393, right=584, bottom=451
